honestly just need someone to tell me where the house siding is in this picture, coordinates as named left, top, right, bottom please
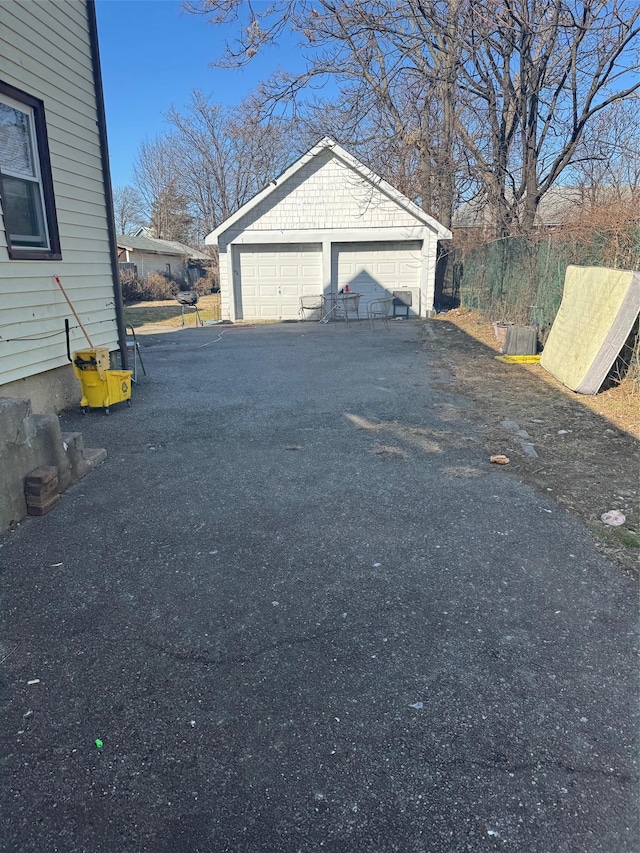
left=120, top=250, right=188, bottom=280
left=0, top=0, right=119, bottom=392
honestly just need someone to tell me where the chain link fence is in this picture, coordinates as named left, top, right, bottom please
left=450, top=230, right=640, bottom=343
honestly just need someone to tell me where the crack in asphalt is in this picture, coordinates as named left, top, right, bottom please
left=136, top=624, right=349, bottom=668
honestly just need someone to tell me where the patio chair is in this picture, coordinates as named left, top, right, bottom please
left=299, top=295, right=325, bottom=321
left=367, top=296, right=395, bottom=330
left=339, top=292, right=361, bottom=324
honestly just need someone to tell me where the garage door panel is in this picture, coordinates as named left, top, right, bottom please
left=259, top=284, right=279, bottom=297
left=301, top=283, right=322, bottom=296
left=281, top=284, right=302, bottom=296
left=280, top=266, right=300, bottom=278
left=236, top=244, right=322, bottom=320
left=347, top=272, right=379, bottom=295
left=333, top=241, right=422, bottom=316
left=258, top=264, right=278, bottom=278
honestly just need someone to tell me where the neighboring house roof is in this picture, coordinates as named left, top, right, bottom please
left=206, top=136, right=452, bottom=243
left=116, top=234, right=210, bottom=260
left=453, top=185, right=635, bottom=229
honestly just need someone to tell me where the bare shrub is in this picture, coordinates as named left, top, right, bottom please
left=142, top=272, right=180, bottom=301
left=119, top=270, right=179, bottom=303
left=557, top=193, right=640, bottom=271
left=190, top=266, right=219, bottom=295
left=119, top=271, right=145, bottom=304
left=201, top=266, right=220, bottom=293
left=606, top=320, right=640, bottom=394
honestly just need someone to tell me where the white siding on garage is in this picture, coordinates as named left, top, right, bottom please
left=235, top=244, right=322, bottom=320
left=0, top=0, right=119, bottom=389
left=222, top=149, right=421, bottom=245
left=333, top=242, right=422, bottom=315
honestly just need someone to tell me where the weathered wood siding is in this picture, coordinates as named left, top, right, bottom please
left=0, top=0, right=118, bottom=387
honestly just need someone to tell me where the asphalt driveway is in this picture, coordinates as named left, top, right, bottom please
left=2, top=320, right=638, bottom=852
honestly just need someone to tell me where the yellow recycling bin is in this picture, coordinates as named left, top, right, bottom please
left=73, top=348, right=133, bottom=415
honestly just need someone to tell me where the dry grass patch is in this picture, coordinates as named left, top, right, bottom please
left=441, top=308, right=639, bottom=438
left=424, top=312, right=639, bottom=573
left=124, top=294, right=222, bottom=330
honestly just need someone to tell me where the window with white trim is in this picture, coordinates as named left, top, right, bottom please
left=0, top=80, right=61, bottom=260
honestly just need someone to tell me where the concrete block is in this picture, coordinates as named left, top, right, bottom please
left=29, top=414, right=74, bottom=492
left=75, top=446, right=107, bottom=478
left=0, top=396, right=106, bottom=532
left=0, top=397, right=35, bottom=445
left=60, top=432, right=85, bottom=477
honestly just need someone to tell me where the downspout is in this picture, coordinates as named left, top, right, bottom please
left=86, top=0, right=128, bottom=369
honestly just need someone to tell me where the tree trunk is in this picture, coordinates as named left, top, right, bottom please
left=434, top=244, right=449, bottom=309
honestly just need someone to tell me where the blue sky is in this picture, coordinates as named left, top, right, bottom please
left=95, top=0, right=305, bottom=187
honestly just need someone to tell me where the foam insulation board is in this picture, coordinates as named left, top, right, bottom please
left=540, top=265, right=640, bottom=394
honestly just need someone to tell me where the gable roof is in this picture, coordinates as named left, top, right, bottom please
left=206, top=137, right=452, bottom=243
left=116, top=234, right=210, bottom=260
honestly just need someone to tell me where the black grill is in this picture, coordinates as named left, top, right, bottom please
left=176, top=291, right=199, bottom=306
left=175, top=291, right=203, bottom=326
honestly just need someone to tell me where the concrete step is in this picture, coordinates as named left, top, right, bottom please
left=0, top=397, right=106, bottom=532
left=60, top=432, right=107, bottom=479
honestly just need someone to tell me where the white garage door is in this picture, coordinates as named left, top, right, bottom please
left=332, top=241, right=422, bottom=315
left=235, top=244, right=323, bottom=320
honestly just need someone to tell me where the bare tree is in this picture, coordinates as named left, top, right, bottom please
left=186, top=0, right=640, bottom=242
left=457, top=0, right=640, bottom=235
left=133, top=136, right=195, bottom=243
left=112, top=185, right=144, bottom=235
left=166, top=91, right=294, bottom=238
left=184, top=0, right=468, bottom=303
left=566, top=98, right=640, bottom=199
left=185, top=1, right=466, bottom=219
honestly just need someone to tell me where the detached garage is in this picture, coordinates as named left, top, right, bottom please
left=206, top=138, right=451, bottom=322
